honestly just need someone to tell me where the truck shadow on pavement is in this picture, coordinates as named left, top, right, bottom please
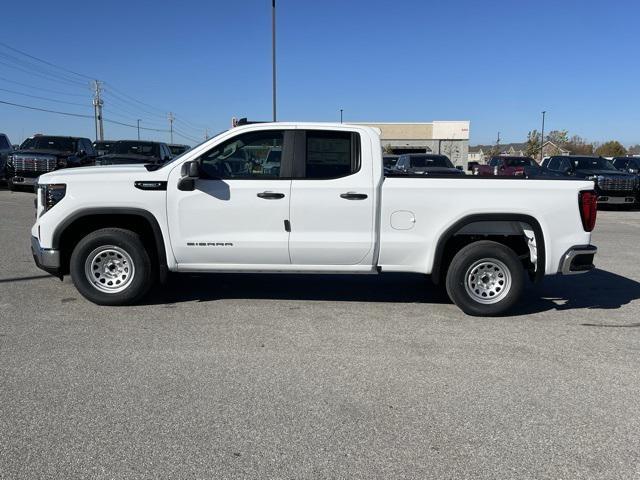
left=144, top=268, right=640, bottom=316
left=513, top=268, right=640, bottom=316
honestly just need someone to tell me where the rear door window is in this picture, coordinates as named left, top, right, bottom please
left=303, top=131, right=359, bottom=179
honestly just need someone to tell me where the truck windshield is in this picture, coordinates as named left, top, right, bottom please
left=410, top=155, right=453, bottom=168
left=169, top=145, right=189, bottom=156
left=20, top=137, right=77, bottom=152
left=505, top=157, right=536, bottom=167
left=111, top=141, right=159, bottom=157
left=572, top=157, right=617, bottom=171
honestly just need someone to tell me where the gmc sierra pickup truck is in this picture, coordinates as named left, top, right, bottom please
left=30, top=122, right=598, bottom=316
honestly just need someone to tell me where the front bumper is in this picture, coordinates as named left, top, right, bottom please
left=597, top=195, right=635, bottom=205
left=31, top=236, right=61, bottom=276
left=559, top=245, right=597, bottom=275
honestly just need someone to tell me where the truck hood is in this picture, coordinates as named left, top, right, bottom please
left=13, top=149, right=75, bottom=158
left=96, top=154, right=161, bottom=165
left=38, top=164, right=154, bottom=184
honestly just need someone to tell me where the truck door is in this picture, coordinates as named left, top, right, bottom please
left=288, top=129, right=375, bottom=265
left=166, top=129, right=293, bottom=267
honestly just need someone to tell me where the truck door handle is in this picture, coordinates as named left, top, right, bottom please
left=340, top=192, right=368, bottom=200
left=257, top=191, right=285, bottom=199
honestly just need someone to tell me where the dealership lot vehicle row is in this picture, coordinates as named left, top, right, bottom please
left=1, top=188, right=640, bottom=478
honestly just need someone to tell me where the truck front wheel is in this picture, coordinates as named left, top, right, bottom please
left=445, top=240, right=524, bottom=316
left=70, top=228, right=153, bottom=305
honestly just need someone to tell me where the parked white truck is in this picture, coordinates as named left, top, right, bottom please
left=31, top=122, right=598, bottom=316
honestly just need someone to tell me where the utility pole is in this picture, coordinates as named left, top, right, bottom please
left=92, top=80, right=104, bottom=141
left=340, top=109, right=343, bottom=124
left=168, top=112, right=174, bottom=144
left=540, top=111, right=546, bottom=161
left=496, top=131, right=501, bottom=153
left=272, top=0, right=277, bottom=122
left=137, top=119, right=141, bottom=140
left=205, top=128, right=209, bottom=140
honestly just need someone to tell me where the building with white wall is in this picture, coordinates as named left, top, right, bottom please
left=353, top=121, right=470, bottom=167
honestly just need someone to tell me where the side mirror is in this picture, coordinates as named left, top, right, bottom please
left=178, top=160, right=199, bottom=191
left=78, top=149, right=87, bottom=157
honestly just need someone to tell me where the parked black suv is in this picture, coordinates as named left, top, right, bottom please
left=612, top=156, right=640, bottom=202
left=94, top=140, right=172, bottom=165
left=93, top=140, right=117, bottom=157
left=390, top=154, right=464, bottom=176
left=612, top=156, right=640, bottom=174
left=0, top=133, right=13, bottom=183
left=168, top=143, right=190, bottom=157
left=6, top=135, right=96, bottom=191
left=541, top=155, right=638, bottom=207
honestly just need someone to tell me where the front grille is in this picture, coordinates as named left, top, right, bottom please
left=13, top=156, right=57, bottom=173
left=598, top=176, right=636, bottom=192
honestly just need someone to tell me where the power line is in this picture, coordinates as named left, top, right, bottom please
left=0, top=99, right=94, bottom=119
left=0, top=87, right=90, bottom=107
left=101, top=107, right=168, bottom=129
left=0, top=49, right=90, bottom=87
left=101, top=91, right=167, bottom=122
left=104, top=83, right=168, bottom=115
left=0, top=76, right=87, bottom=97
left=0, top=41, right=94, bottom=81
left=0, top=98, right=170, bottom=133
left=0, top=41, right=211, bottom=138
left=172, top=126, right=199, bottom=143
left=103, top=117, right=170, bottom=133
left=0, top=59, right=89, bottom=89
left=104, top=83, right=210, bottom=132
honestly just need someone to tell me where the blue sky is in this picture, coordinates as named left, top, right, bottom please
left=0, top=0, right=638, bottom=146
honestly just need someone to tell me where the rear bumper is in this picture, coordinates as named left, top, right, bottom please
left=31, top=235, right=61, bottom=276
left=558, top=245, right=597, bottom=275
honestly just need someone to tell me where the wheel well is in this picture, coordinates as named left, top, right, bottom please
left=55, top=213, right=165, bottom=276
left=432, top=215, right=545, bottom=285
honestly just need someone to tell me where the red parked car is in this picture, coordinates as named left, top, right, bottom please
left=474, top=156, right=540, bottom=177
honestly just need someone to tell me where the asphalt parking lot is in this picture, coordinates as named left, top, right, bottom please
left=1, top=188, right=639, bottom=479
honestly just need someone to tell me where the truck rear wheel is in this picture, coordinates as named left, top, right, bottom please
left=70, top=228, right=153, bottom=305
left=445, top=240, right=524, bottom=316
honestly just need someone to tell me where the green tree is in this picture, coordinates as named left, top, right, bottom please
left=545, top=129, right=569, bottom=145
left=525, top=129, right=541, bottom=158
left=595, top=140, right=627, bottom=157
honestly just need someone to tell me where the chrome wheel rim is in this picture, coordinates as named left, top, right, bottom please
left=84, top=245, right=135, bottom=294
left=464, top=258, right=511, bottom=304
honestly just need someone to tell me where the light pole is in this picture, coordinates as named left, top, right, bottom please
left=340, top=109, right=343, bottom=124
left=540, top=110, right=546, bottom=161
left=272, top=0, right=277, bottom=122
left=137, top=119, right=141, bottom=140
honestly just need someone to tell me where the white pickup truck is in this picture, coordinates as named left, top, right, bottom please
left=31, top=122, right=598, bottom=316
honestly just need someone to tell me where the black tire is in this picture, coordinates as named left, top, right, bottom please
left=445, top=240, right=524, bottom=316
left=70, top=228, right=154, bottom=306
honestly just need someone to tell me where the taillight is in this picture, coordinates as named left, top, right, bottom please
left=579, top=190, right=597, bottom=232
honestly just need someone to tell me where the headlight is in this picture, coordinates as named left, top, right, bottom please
left=41, top=184, right=66, bottom=214
left=585, top=175, right=603, bottom=184
left=7, top=154, right=14, bottom=167
left=57, top=158, right=67, bottom=168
